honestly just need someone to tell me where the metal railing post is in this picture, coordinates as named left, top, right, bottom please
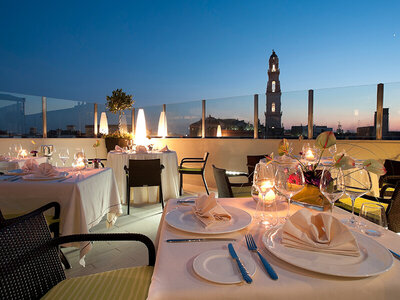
left=42, top=96, right=47, bottom=138
left=308, top=90, right=314, bottom=139
left=94, top=103, right=98, bottom=137
left=376, top=83, right=384, bottom=140
left=202, top=100, right=206, bottom=138
left=254, top=94, right=258, bottom=139
left=131, top=107, right=135, bottom=134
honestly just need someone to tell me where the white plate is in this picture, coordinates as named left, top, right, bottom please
left=22, top=172, right=69, bottom=181
left=263, top=226, right=393, bottom=277
left=165, top=206, right=252, bottom=235
left=193, top=249, right=256, bottom=284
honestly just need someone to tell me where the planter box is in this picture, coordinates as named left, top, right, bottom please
left=105, top=138, right=129, bottom=152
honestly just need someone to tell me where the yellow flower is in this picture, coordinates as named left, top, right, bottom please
left=315, top=131, right=336, bottom=149
left=278, top=139, right=290, bottom=156
left=93, top=140, right=100, bottom=148
left=363, top=159, right=386, bottom=176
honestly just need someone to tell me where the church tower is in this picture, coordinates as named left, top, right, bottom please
left=265, top=50, right=282, bottom=137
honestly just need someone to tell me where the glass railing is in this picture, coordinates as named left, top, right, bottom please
left=1, top=82, right=399, bottom=140
left=0, top=91, right=42, bottom=137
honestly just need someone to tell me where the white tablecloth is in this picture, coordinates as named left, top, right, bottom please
left=107, top=151, right=179, bottom=204
left=0, top=167, right=122, bottom=262
left=0, top=156, right=47, bottom=172
left=148, top=198, right=400, bottom=300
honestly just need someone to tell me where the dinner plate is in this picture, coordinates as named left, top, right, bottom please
left=22, top=172, right=69, bottom=181
left=5, top=169, right=29, bottom=176
left=193, top=249, right=256, bottom=284
left=165, top=206, right=252, bottom=235
left=262, top=226, right=393, bottom=277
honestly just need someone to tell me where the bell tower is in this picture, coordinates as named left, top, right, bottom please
left=265, top=50, right=282, bottom=137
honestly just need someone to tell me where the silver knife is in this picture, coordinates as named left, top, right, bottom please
left=166, top=238, right=236, bottom=243
left=228, top=243, right=252, bottom=284
left=177, top=200, right=195, bottom=204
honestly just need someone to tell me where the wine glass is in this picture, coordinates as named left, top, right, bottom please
left=319, top=166, right=345, bottom=215
left=274, top=163, right=305, bottom=219
left=343, top=167, right=372, bottom=227
left=358, top=203, right=387, bottom=237
left=58, top=148, right=70, bottom=167
left=253, top=163, right=277, bottom=227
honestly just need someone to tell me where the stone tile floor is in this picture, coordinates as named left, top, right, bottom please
left=64, top=184, right=215, bottom=278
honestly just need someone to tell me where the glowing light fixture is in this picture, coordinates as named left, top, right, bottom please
left=158, top=111, right=168, bottom=137
left=99, top=112, right=109, bottom=135
left=217, top=125, right=222, bottom=137
left=135, top=109, right=147, bottom=145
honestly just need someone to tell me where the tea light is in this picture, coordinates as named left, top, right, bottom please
left=18, top=149, right=28, bottom=158
left=72, top=157, right=86, bottom=170
left=264, top=189, right=276, bottom=203
left=305, top=149, right=315, bottom=161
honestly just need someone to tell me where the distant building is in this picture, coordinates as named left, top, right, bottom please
left=265, top=50, right=283, bottom=137
left=189, top=116, right=256, bottom=137
left=290, top=125, right=333, bottom=138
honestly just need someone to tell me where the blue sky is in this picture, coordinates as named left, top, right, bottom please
left=0, top=0, right=399, bottom=107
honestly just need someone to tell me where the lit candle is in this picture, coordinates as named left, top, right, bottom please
left=19, top=149, right=28, bottom=158
left=264, top=189, right=276, bottom=203
left=305, top=149, right=315, bottom=161
left=72, top=157, right=86, bottom=170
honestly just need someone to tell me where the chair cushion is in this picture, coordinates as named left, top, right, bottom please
left=179, top=167, right=203, bottom=172
left=336, top=197, right=389, bottom=215
left=4, top=214, right=59, bottom=226
left=232, top=186, right=252, bottom=198
left=42, top=266, right=153, bottom=300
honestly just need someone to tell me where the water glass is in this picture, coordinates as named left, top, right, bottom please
left=274, top=163, right=305, bottom=219
left=58, top=148, right=70, bottom=167
left=319, top=166, right=345, bottom=215
left=358, top=203, right=387, bottom=237
left=343, top=167, right=372, bottom=227
left=253, top=163, right=277, bottom=227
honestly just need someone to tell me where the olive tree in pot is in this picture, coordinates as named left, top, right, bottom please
left=104, top=89, right=134, bottom=152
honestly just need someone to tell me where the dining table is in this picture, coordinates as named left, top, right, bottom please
left=147, top=197, right=400, bottom=300
left=0, top=156, right=47, bottom=172
left=0, top=167, right=122, bottom=264
left=107, top=150, right=179, bottom=204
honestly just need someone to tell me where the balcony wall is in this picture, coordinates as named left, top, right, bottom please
left=2, top=138, right=400, bottom=192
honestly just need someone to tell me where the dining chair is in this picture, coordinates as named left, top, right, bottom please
left=247, top=155, right=269, bottom=184
left=124, top=159, right=165, bottom=215
left=379, top=159, right=400, bottom=197
left=336, top=183, right=400, bottom=232
left=178, top=152, right=209, bottom=196
left=0, top=204, right=155, bottom=300
left=212, top=165, right=251, bottom=198
left=0, top=201, right=71, bottom=269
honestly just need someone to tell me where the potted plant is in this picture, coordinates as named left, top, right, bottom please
left=104, top=89, right=134, bottom=152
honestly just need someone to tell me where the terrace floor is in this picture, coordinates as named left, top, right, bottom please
left=64, top=184, right=216, bottom=279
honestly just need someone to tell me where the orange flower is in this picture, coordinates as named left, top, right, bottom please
left=278, top=139, right=290, bottom=156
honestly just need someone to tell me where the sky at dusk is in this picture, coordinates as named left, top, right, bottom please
left=0, top=0, right=400, bottom=131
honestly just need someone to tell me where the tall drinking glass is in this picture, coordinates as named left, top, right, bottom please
left=319, top=166, right=345, bottom=215
left=58, top=148, right=70, bottom=167
left=343, top=167, right=372, bottom=226
left=274, top=163, right=305, bottom=219
left=253, top=163, right=277, bottom=227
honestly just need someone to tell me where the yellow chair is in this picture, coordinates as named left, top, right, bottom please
left=0, top=204, right=155, bottom=300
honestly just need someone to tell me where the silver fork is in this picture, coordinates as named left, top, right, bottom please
left=245, top=234, right=278, bottom=280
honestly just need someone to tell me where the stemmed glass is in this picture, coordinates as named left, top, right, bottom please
left=343, top=166, right=372, bottom=227
left=319, top=166, right=345, bottom=215
left=253, top=163, right=277, bottom=227
left=274, top=163, right=305, bottom=219
left=58, top=148, right=70, bottom=167
left=358, top=203, right=388, bottom=237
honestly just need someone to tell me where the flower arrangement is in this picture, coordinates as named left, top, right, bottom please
left=272, top=131, right=386, bottom=187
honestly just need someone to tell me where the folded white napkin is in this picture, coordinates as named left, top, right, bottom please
left=135, top=145, right=148, bottom=153
left=282, top=209, right=360, bottom=256
left=114, top=145, right=124, bottom=152
left=33, top=163, right=60, bottom=177
left=160, top=145, right=171, bottom=152
left=22, top=158, right=39, bottom=173
left=192, top=193, right=232, bottom=227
